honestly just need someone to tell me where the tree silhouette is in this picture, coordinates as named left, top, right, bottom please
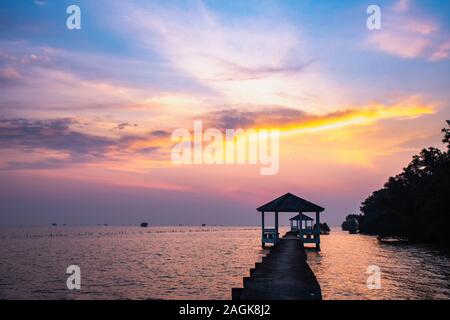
left=358, top=121, right=450, bottom=243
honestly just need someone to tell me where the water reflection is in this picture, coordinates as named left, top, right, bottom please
left=0, top=227, right=448, bottom=299
left=0, top=227, right=267, bottom=300
left=307, top=229, right=450, bottom=300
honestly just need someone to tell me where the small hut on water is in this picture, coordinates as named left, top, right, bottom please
left=257, top=193, right=325, bottom=250
left=289, top=214, right=314, bottom=232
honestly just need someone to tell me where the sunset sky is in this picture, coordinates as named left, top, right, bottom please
left=0, top=0, right=449, bottom=227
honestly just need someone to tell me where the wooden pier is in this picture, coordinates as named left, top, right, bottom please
left=232, top=231, right=322, bottom=300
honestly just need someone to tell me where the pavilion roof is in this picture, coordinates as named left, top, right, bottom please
left=289, top=213, right=314, bottom=221
left=257, top=193, right=325, bottom=213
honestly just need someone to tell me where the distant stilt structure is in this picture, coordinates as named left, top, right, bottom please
left=257, top=193, right=325, bottom=250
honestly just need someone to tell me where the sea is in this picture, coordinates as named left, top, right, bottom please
left=0, top=226, right=449, bottom=300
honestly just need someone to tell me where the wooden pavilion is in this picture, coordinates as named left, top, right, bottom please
left=257, top=193, right=325, bottom=250
left=289, top=214, right=314, bottom=232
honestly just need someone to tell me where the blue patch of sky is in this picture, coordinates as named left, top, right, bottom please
left=1, top=0, right=448, bottom=102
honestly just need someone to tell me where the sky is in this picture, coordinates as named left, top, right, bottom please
left=0, top=0, right=449, bottom=227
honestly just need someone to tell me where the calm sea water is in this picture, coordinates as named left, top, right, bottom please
left=0, top=226, right=449, bottom=300
left=308, top=229, right=450, bottom=300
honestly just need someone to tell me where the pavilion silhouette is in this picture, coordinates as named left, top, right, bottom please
left=257, top=192, right=325, bottom=250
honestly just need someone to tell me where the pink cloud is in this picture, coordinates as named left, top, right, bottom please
left=429, top=40, right=450, bottom=61
left=369, top=32, right=430, bottom=59
left=0, top=67, right=21, bottom=80
left=402, top=20, right=438, bottom=35
left=366, top=1, right=448, bottom=62
left=393, top=0, right=411, bottom=13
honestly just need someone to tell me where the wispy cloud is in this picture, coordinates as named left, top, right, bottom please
left=0, top=118, right=113, bottom=162
left=112, top=1, right=344, bottom=112
left=202, top=106, right=304, bottom=129
left=113, top=122, right=138, bottom=130
left=0, top=118, right=168, bottom=170
left=0, top=67, right=21, bottom=86
left=201, top=96, right=435, bottom=135
left=33, top=0, right=47, bottom=6
left=367, top=0, right=449, bottom=61
left=0, top=94, right=434, bottom=172
left=429, top=40, right=450, bottom=61
left=0, top=40, right=219, bottom=128
left=393, top=0, right=411, bottom=13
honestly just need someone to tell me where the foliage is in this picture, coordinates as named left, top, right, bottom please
left=358, top=121, right=450, bottom=243
left=341, top=214, right=361, bottom=231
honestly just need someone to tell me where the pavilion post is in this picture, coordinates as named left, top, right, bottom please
left=261, top=211, right=265, bottom=247
left=275, top=211, right=279, bottom=243
left=315, top=211, right=321, bottom=250
left=298, top=212, right=302, bottom=241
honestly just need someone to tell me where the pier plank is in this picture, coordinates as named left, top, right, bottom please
left=232, top=232, right=322, bottom=300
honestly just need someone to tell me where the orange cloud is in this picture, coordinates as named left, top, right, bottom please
left=200, top=97, right=435, bottom=136
left=281, top=99, right=435, bottom=136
